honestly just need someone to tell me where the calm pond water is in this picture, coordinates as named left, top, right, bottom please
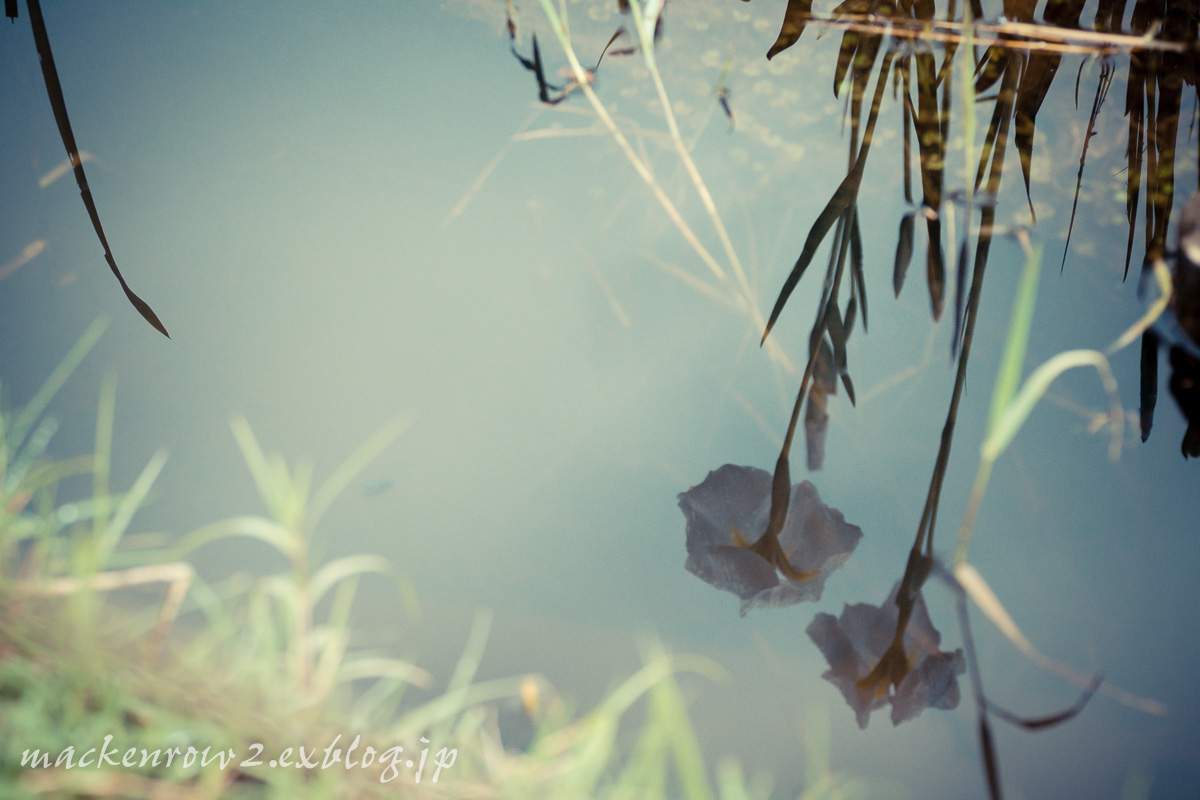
left=2, top=1, right=1198, bottom=797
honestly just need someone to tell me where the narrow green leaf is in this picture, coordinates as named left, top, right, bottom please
left=987, top=244, right=1042, bottom=435
left=952, top=237, right=970, bottom=359
left=310, top=411, right=413, bottom=529
left=97, top=448, right=167, bottom=567
left=309, top=553, right=417, bottom=618
left=9, top=317, right=107, bottom=454
left=230, top=417, right=276, bottom=516
left=173, top=515, right=297, bottom=560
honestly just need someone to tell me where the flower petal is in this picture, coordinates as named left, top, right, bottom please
left=808, top=611, right=888, bottom=729
left=809, top=586, right=965, bottom=728
left=890, top=649, right=966, bottom=725
left=679, top=465, right=772, bottom=550
left=680, top=465, right=862, bottom=613
left=777, top=481, right=863, bottom=586
left=685, top=545, right=779, bottom=603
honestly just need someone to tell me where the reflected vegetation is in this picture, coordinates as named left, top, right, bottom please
left=679, top=463, right=862, bottom=613
left=1146, top=191, right=1200, bottom=454
left=509, top=0, right=1196, bottom=795
left=807, top=581, right=965, bottom=729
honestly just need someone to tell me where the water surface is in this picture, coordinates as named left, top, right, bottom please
left=1, top=1, right=1197, bottom=796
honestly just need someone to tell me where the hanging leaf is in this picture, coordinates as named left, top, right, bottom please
left=26, top=0, right=169, bottom=338
left=895, top=212, right=915, bottom=297
left=925, top=217, right=945, bottom=320
left=762, top=166, right=863, bottom=343
left=986, top=675, right=1102, bottom=730
left=1013, top=52, right=1061, bottom=225
left=850, top=211, right=868, bottom=332
left=805, top=339, right=837, bottom=471
left=952, top=237, right=969, bottom=358
left=1061, top=63, right=1113, bottom=272
left=767, top=0, right=814, bottom=60
left=824, top=303, right=856, bottom=406
left=763, top=50, right=893, bottom=344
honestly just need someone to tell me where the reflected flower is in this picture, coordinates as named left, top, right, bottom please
left=807, top=583, right=965, bottom=728
left=679, top=464, right=863, bottom=615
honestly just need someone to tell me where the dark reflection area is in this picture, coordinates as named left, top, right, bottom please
left=751, top=0, right=1199, bottom=461
left=1143, top=192, right=1200, bottom=455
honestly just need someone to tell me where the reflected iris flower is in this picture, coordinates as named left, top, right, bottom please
left=679, top=464, right=863, bottom=615
left=807, top=583, right=965, bottom=728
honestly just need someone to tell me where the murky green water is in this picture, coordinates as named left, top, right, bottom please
left=2, top=1, right=1197, bottom=796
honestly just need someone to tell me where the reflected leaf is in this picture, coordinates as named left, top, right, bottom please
left=805, top=339, right=837, bottom=470
left=807, top=583, right=965, bottom=728
left=894, top=212, right=915, bottom=296
left=850, top=211, right=868, bottom=332
left=679, top=465, right=862, bottom=615
left=767, top=0, right=814, bottom=60
left=824, top=300, right=856, bottom=405
left=833, top=31, right=860, bottom=99
left=1139, top=193, right=1200, bottom=452
left=987, top=674, right=1101, bottom=730
left=952, top=237, right=969, bottom=358
left=1013, top=52, right=1061, bottom=225
left=761, top=166, right=862, bottom=343
left=594, top=27, right=629, bottom=70
left=1139, top=330, right=1159, bottom=442
left=1169, top=347, right=1200, bottom=458
left=926, top=216, right=945, bottom=320
left=1173, top=192, right=1200, bottom=346
left=511, top=34, right=563, bottom=104
left=844, top=294, right=858, bottom=338
left=764, top=52, right=894, bottom=344
left=26, top=0, right=169, bottom=338
left=1061, top=60, right=1113, bottom=273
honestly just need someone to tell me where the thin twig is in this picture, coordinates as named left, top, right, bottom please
left=797, top=13, right=1192, bottom=55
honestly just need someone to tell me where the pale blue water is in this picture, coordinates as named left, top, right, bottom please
left=2, top=2, right=1198, bottom=797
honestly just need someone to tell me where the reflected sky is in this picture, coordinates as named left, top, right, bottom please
left=2, top=1, right=1198, bottom=797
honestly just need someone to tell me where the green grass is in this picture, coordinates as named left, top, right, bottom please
left=0, top=321, right=853, bottom=800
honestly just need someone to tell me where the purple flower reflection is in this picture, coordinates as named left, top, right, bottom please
left=679, top=464, right=863, bottom=615
left=807, top=584, right=966, bottom=728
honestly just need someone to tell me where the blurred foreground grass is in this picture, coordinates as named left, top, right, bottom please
left=0, top=321, right=863, bottom=800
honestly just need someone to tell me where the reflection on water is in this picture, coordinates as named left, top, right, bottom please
left=509, top=0, right=1197, bottom=795
left=1, top=0, right=1198, bottom=797
left=807, top=580, right=965, bottom=730
left=679, top=463, right=862, bottom=613
left=1147, top=193, right=1200, bottom=455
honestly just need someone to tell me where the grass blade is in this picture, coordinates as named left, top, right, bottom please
left=309, top=411, right=412, bottom=529
left=986, top=244, right=1041, bottom=434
